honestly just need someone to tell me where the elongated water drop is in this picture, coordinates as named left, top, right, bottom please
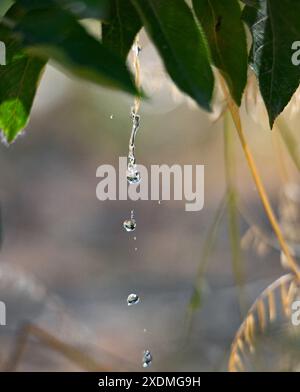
left=142, top=350, right=152, bottom=368
left=126, top=40, right=142, bottom=185
left=127, top=111, right=141, bottom=184
left=127, top=293, right=140, bottom=306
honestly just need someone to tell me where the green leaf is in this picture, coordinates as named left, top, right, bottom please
left=0, top=0, right=14, bottom=17
left=10, top=2, right=138, bottom=96
left=131, top=0, right=214, bottom=111
left=241, top=0, right=258, bottom=6
left=0, top=26, right=46, bottom=142
left=243, top=0, right=300, bottom=127
left=102, top=0, right=142, bottom=60
left=15, top=0, right=112, bottom=19
left=60, top=0, right=112, bottom=20
left=193, top=0, right=247, bottom=106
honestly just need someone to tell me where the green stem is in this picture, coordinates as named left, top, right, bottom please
left=224, top=111, right=246, bottom=316
left=184, top=195, right=226, bottom=338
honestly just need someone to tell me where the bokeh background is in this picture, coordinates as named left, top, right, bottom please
left=0, top=30, right=300, bottom=372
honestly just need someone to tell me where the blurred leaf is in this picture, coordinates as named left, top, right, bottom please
left=0, top=0, right=14, bottom=17
left=243, top=0, right=300, bottom=127
left=10, top=2, right=138, bottom=95
left=15, top=0, right=112, bottom=19
left=131, top=0, right=214, bottom=111
left=189, top=289, right=201, bottom=311
left=0, top=24, right=46, bottom=142
left=102, top=0, right=142, bottom=60
left=193, top=0, right=247, bottom=106
left=241, top=0, right=258, bottom=5
left=60, top=0, right=112, bottom=20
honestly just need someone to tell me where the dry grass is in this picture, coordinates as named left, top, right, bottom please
left=228, top=274, right=300, bottom=371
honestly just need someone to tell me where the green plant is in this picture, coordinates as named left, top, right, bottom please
left=0, top=0, right=299, bottom=141
left=1, top=0, right=300, bottom=372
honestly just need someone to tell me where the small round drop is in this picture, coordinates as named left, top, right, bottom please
left=127, top=293, right=140, bottom=306
left=123, top=219, right=136, bottom=232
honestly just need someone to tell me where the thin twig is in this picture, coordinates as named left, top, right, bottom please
left=3, top=323, right=111, bottom=372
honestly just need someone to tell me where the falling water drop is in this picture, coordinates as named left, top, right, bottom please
left=134, top=247, right=138, bottom=251
left=127, top=293, right=140, bottom=306
left=127, top=110, right=141, bottom=185
left=123, top=219, right=136, bottom=232
left=127, top=170, right=141, bottom=185
left=123, top=210, right=136, bottom=232
left=110, top=114, right=114, bottom=119
left=142, top=350, right=152, bottom=368
left=158, top=200, right=161, bottom=205
left=126, top=41, right=142, bottom=185
left=133, top=236, right=137, bottom=241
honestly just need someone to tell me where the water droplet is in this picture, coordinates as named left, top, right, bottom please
left=123, top=219, right=136, bottom=232
left=123, top=211, right=136, bottom=232
left=127, top=293, right=140, bottom=306
left=133, top=236, right=137, bottom=241
left=127, top=111, right=141, bottom=184
left=143, top=328, right=147, bottom=333
left=134, top=247, right=138, bottom=251
left=158, top=200, right=161, bottom=205
left=110, top=114, right=114, bottom=119
left=142, top=350, right=152, bottom=368
left=126, top=169, right=141, bottom=184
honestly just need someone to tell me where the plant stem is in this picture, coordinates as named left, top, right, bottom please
left=224, top=111, right=246, bottom=315
left=219, top=76, right=300, bottom=280
left=184, top=194, right=226, bottom=338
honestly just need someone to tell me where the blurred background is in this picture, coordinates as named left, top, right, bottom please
left=0, top=30, right=300, bottom=372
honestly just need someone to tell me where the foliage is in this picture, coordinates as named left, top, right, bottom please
left=193, top=0, right=247, bottom=106
left=243, top=0, right=300, bottom=127
left=0, top=0, right=299, bottom=141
